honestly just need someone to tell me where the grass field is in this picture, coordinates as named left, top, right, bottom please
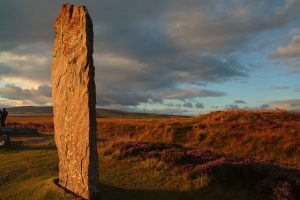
left=0, top=137, right=270, bottom=200
left=1, top=109, right=300, bottom=199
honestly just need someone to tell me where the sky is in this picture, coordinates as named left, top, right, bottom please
left=0, top=0, right=300, bottom=115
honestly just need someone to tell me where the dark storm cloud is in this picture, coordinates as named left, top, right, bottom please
left=0, top=62, right=18, bottom=77
left=95, top=53, right=246, bottom=91
left=0, top=0, right=174, bottom=52
left=0, top=84, right=51, bottom=105
left=96, top=87, right=156, bottom=106
left=0, top=0, right=300, bottom=107
left=0, top=51, right=51, bottom=83
left=0, top=1, right=58, bottom=50
left=1, top=0, right=299, bottom=53
left=172, top=54, right=247, bottom=83
left=167, top=0, right=300, bottom=53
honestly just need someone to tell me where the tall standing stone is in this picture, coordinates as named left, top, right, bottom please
left=51, top=3, right=99, bottom=199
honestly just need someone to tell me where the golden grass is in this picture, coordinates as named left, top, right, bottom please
left=7, top=109, right=300, bottom=167
left=2, top=109, right=300, bottom=199
left=97, top=109, right=300, bottom=167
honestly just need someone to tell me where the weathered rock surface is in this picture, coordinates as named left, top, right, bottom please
left=51, top=3, right=99, bottom=199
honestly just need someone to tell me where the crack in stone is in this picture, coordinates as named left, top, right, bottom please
left=64, top=173, right=69, bottom=190
left=80, top=144, right=89, bottom=185
left=56, top=69, right=67, bottom=87
left=79, top=186, right=87, bottom=197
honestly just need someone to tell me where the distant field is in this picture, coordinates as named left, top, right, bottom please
left=2, top=109, right=300, bottom=199
left=7, top=106, right=183, bottom=118
left=7, top=116, right=53, bottom=123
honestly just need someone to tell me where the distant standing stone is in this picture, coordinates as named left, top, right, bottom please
left=0, top=135, right=10, bottom=147
left=51, top=3, right=99, bottom=199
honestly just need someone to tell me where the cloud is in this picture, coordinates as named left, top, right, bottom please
left=268, top=99, right=300, bottom=111
left=97, top=87, right=155, bottom=106
left=87, top=0, right=299, bottom=108
left=211, top=105, right=220, bottom=109
left=167, top=0, right=300, bottom=53
left=0, top=0, right=300, bottom=110
left=0, top=62, right=18, bottom=78
left=93, top=53, right=232, bottom=106
left=0, top=100, right=14, bottom=108
left=271, top=33, right=300, bottom=71
left=225, top=104, right=239, bottom=109
left=1, top=0, right=299, bottom=53
left=272, top=34, right=300, bottom=59
left=165, top=102, right=174, bottom=107
left=259, top=104, right=271, bottom=109
left=158, top=87, right=225, bottom=100
left=270, top=86, right=291, bottom=90
left=0, top=51, right=51, bottom=84
left=0, top=84, right=51, bottom=105
left=136, top=107, right=190, bottom=115
left=183, top=102, right=193, bottom=108
left=234, top=100, right=247, bottom=104
left=195, top=103, right=204, bottom=109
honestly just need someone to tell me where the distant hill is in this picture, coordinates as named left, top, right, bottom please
left=7, top=106, right=53, bottom=115
left=6, top=106, right=183, bottom=118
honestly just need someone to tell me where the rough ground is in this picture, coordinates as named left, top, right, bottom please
left=2, top=110, right=300, bottom=199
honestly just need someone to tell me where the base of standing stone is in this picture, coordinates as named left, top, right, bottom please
left=52, top=178, right=100, bottom=200
left=0, top=135, right=11, bottom=147
left=52, top=178, right=81, bottom=196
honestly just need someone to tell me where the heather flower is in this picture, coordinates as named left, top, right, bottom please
left=110, top=140, right=300, bottom=196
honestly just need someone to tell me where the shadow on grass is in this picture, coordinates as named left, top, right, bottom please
left=0, top=143, right=56, bottom=151
left=98, top=163, right=300, bottom=200
left=8, top=132, right=51, bottom=138
left=99, top=183, right=261, bottom=200
left=100, top=184, right=191, bottom=200
left=51, top=180, right=228, bottom=200
left=52, top=179, right=193, bottom=200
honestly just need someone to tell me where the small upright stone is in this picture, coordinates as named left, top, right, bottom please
left=51, top=3, right=99, bottom=199
left=0, top=135, right=10, bottom=147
